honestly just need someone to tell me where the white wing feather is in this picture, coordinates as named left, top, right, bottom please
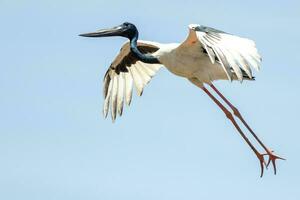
left=186, top=25, right=262, bottom=81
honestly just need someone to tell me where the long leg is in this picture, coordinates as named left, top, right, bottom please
left=209, top=83, right=285, bottom=174
left=200, top=86, right=266, bottom=177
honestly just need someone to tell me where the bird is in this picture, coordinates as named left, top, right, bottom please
left=79, top=22, right=285, bottom=177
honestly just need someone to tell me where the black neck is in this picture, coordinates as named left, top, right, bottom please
left=129, top=30, right=160, bottom=64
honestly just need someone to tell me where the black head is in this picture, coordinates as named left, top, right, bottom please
left=79, top=22, right=137, bottom=40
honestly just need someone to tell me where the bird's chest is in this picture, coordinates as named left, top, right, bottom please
left=159, top=49, right=207, bottom=78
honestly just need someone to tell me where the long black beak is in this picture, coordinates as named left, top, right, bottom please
left=79, top=25, right=124, bottom=38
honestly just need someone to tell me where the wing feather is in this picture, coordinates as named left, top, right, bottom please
left=103, top=73, right=113, bottom=118
left=110, top=74, right=118, bottom=122
left=135, top=62, right=152, bottom=85
left=184, top=25, right=261, bottom=81
left=102, top=41, right=161, bottom=121
left=140, top=65, right=157, bottom=77
left=129, top=65, right=144, bottom=96
left=117, top=72, right=124, bottom=116
left=124, top=71, right=133, bottom=106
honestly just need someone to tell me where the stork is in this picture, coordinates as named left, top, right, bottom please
left=79, top=22, right=285, bottom=177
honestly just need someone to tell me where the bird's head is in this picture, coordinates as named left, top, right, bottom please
left=79, top=22, right=137, bottom=40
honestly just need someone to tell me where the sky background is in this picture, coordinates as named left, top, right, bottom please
left=1, top=0, right=299, bottom=199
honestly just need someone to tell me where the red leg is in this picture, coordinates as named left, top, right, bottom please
left=209, top=83, right=285, bottom=174
left=201, top=86, right=266, bottom=177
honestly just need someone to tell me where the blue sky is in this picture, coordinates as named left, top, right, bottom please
left=1, top=0, right=299, bottom=199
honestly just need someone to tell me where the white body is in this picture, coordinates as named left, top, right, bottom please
left=154, top=42, right=228, bottom=83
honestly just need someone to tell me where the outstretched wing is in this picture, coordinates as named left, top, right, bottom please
left=181, top=25, right=262, bottom=81
left=103, top=41, right=162, bottom=121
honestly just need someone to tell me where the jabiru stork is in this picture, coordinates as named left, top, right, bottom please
left=79, top=22, right=285, bottom=177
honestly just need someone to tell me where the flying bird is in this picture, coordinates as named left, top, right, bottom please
left=79, top=22, right=284, bottom=177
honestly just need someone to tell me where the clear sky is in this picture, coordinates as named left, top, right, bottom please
left=1, top=0, right=299, bottom=199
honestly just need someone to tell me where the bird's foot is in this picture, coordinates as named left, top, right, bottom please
left=255, top=152, right=267, bottom=177
left=263, top=149, right=285, bottom=175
